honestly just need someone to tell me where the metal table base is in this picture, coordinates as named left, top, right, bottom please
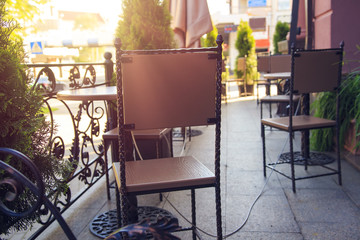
left=89, top=206, right=175, bottom=239
left=279, top=151, right=335, bottom=165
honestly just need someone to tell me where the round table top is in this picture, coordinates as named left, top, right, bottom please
left=57, top=86, right=117, bottom=101
left=263, top=72, right=291, bottom=80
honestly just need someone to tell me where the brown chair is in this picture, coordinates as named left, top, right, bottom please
left=255, top=54, right=277, bottom=104
left=259, top=54, right=299, bottom=119
left=112, top=36, right=224, bottom=239
left=261, top=43, right=344, bottom=192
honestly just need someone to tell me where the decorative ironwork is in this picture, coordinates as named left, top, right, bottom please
left=15, top=57, right=115, bottom=239
left=31, top=67, right=56, bottom=94
left=69, top=65, right=96, bottom=89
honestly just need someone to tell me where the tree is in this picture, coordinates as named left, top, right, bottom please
left=115, top=0, right=176, bottom=50
left=5, top=0, right=48, bottom=22
left=201, top=24, right=218, bottom=47
left=5, top=0, right=49, bottom=35
left=234, top=20, right=257, bottom=85
left=273, top=21, right=290, bottom=54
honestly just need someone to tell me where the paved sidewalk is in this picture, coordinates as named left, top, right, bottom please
left=5, top=99, right=360, bottom=240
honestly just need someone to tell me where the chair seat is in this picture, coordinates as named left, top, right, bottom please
left=260, top=94, right=300, bottom=103
left=261, top=115, right=336, bottom=131
left=112, top=156, right=215, bottom=194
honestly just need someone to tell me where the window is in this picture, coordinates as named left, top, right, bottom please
left=278, top=0, right=290, bottom=10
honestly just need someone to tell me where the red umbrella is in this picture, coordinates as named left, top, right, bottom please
left=169, top=0, right=213, bottom=48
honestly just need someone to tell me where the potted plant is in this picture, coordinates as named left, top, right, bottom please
left=311, top=53, right=360, bottom=154
left=234, top=20, right=257, bottom=95
left=0, top=2, right=71, bottom=235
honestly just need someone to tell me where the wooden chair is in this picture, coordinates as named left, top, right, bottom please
left=255, top=54, right=277, bottom=104
left=112, top=36, right=224, bottom=239
left=261, top=43, right=344, bottom=192
left=259, top=54, right=300, bottom=119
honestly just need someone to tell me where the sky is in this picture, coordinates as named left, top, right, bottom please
left=55, top=0, right=230, bottom=17
left=53, top=0, right=230, bottom=35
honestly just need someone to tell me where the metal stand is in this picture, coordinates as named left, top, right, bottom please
left=89, top=206, right=176, bottom=239
left=279, top=151, right=335, bottom=165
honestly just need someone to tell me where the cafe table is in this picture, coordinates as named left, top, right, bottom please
left=56, top=85, right=118, bottom=168
left=263, top=72, right=291, bottom=81
left=56, top=86, right=117, bottom=172
left=57, top=85, right=117, bottom=101
left=261, top=72, right=291, bottom=98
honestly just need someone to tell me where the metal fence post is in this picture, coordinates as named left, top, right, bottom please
left=104, top=52, right=113, bottom=86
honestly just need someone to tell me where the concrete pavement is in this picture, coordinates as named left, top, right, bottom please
left=5, top=98, right=360, bottom=240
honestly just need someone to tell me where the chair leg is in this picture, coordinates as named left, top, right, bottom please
left=261, top=123, right=266, bottom=177
left=115, top=185, right=121, bottom=228
left=104, top=139, right=111, bottom=200
left=191, top=189, right=196, bottom=240
left=289, top=131, right=296, bottom=193
left=336, top=131, right=342, bottom=185
left=215, top=181, right=223, bottom=239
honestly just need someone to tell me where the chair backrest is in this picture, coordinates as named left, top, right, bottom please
left=120, top=52, right=218, bottom=130
left=292, top=48, right=343, bottom=94
left=116, top=42, right=223, bottom=131
left=270, top=54, right=291, bottom=73
left=257, top=55, right=270, bottom=73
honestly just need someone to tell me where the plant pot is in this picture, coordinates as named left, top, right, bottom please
left=238, top=84, right=254, bottom=96
left=344, top=119, right=360, bottom=155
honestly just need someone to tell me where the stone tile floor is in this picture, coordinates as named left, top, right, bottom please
left=3, top=98, right=360, bottom=240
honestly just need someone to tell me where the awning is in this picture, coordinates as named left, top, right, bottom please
left=255, top=39, right=269, bottom=48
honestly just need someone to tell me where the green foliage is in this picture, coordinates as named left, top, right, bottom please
left=0, top=1, right=71, bottom=234
left=234, top=20, right=257, bottom=84
left=201, top=25, right=218, bottom=47
left=5, top=0, right=49, bottom=22
left=5, top=0, right=49, bottom=36
left=273, top=21, right=290, bottom=54
left=235, top=21, right=255, bottom=58
left=311, top=68, right=360, bottom=152
left=115, top=0, right=176, bottom=50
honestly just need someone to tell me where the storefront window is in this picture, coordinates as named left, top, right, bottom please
left=278, top=0, right=290, bottom=10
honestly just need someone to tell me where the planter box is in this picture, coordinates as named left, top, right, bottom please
left=344, top=119, right=360, bottom=155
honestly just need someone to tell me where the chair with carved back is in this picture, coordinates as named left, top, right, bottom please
left=261, top=43, right=344, bottom=192
left=112, top=36, right=224, bottom=239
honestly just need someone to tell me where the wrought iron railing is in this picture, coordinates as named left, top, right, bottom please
left=17, top=52, right=115, bottom=239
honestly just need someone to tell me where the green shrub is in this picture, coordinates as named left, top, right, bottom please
left=0, top=1, right=71, bottom=235
left=234, top=20, right=257, bottom=85
left=311, top=67, right=360, bottom=152
left=273, top=21, right=290, bottom=54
